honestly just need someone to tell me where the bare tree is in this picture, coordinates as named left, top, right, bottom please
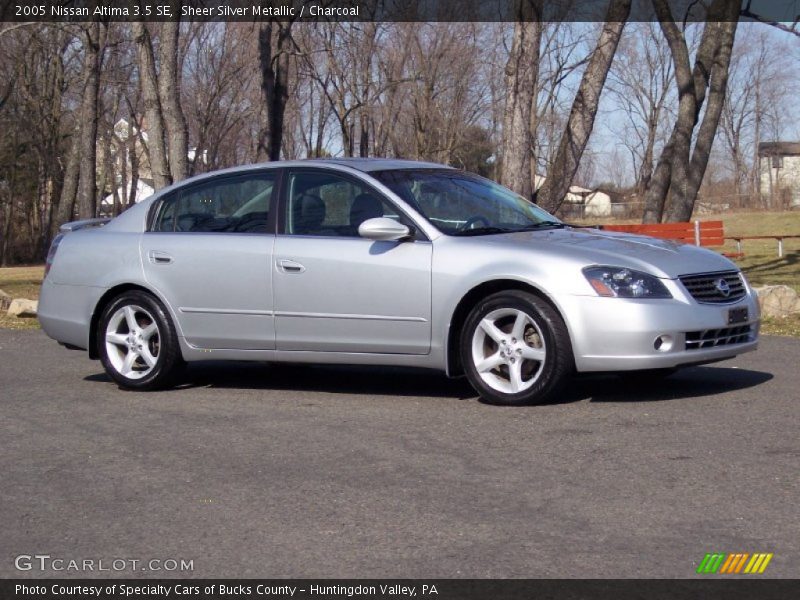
left=719, top=27, right=797, bottom=208
left=643, top=0, right=740, bottom=223
left=131, top=10, right=190, bottom=189
left=182, top=23, right=259, bottom=171
left=500, top=1, right=542, bottom=200
left=76, top=22, right=103, bottom=219
left=302, top=23, right=385, bottom=158
left=739, top=1, right=800, bottom=38
left=399, top=23, right=489, bottom=164
left=606, top=22, right=674, bottom=197
left=132, top=21, right=171, bottom=189
left=256, top=19, right=293, bottom=161
left=537, top=0, right=631, bottom=213
left=159, top=3, right=189, bottom=181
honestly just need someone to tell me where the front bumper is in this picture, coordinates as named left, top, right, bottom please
left=559, top=284, right=760, bottom=372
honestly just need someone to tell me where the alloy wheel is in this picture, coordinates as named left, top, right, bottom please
left=104, top=304, right=161, bottom=379
left=470, top=307, right=546, bottom=394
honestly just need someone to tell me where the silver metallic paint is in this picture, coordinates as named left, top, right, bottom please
left=39, top=159, right=759, bottom=376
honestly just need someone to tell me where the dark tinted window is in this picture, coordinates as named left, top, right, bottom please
left=285, top=171, right=398, bottom=237
left=154, top=172, right=275, bottom=233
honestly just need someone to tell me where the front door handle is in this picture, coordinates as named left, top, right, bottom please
left=148, top=250, right=173, bottom=264
left=277, top=259, right=305, bottom=273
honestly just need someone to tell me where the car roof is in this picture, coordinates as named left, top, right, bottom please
left=300, top=158, right=454, bottom=172
left=137, top=158, right=457, bottom=208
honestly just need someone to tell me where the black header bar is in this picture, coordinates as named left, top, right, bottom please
left=1, top=0, right=798, bottom=23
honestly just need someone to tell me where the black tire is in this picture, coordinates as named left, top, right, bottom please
left=617, top=368, right=678, bottom=384
left=460, top=290, right=573, bottom=406
left=97, top=290, right=184, bottom=390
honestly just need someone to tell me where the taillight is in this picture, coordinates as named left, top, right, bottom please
left=44, top=233, right=65, bottom=279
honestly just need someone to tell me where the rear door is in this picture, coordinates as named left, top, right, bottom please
left=273, top=168, right=432, bottom=354
left=141, top=170, right=279, bottom=350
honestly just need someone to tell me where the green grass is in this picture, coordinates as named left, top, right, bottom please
left=2, top=211, right=799, bottom=336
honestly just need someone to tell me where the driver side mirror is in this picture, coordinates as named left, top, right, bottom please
left=358, top=217, right=412, bottom=241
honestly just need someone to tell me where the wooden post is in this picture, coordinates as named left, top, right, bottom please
left=778, top=237, right=783, bottom=258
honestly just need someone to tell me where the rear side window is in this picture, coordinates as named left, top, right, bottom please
left=153, top=172, right=276, bottom=233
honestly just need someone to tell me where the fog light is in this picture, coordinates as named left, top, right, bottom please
left=654, top=335, right=673, bottom=352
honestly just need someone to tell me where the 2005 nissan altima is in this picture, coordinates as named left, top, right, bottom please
left=39, top=159, right=759, bottom=405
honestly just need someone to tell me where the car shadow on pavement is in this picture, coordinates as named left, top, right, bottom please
left=87, top=362, right=772, bottom=404
left=85, top=361, right=479, bottom=400
left=185, top=362, right=479, bottom=399
left=561, top=366, right=773, bottom=404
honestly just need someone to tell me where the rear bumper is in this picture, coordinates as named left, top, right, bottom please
left=38, top=279, right=104, bottom=351
left=559, top=287, right=760, bottom=372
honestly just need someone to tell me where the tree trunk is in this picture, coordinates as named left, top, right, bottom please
left=257, top=20, right=292, bottom=161
left=668, top=18, right=738, bottom=221
left=643, top=0, right=736, bottom=223
left=359, top=111, right=370, bottom=158
left=132, top=21, right=172, bottom=190
left=752, top=85, right=761, bottom=206
left=1, top=195, right=14, bottom=266
left=500, top=3, right=542, bottom=200
left=158, top=5, right=189, bottom=183
left=54, top=123, right=81, bottom=234
left=536, top=0, right=632, bottom=213
left=76, top=23, right=101, bottom=219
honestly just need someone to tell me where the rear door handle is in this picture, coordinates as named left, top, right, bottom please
left=277, top=259, right=305, bottom=273
left=148, top=250, right=173, bottom=265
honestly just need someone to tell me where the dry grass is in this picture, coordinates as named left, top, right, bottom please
left=0, top=266, right=44, bottom=330
left=1, top=211, right=799, bottom=336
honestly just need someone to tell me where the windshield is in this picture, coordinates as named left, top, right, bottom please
left=370, top=169, right=562, bottom=235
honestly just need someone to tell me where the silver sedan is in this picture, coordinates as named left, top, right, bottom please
left=39, top=159, right=759, bottom=405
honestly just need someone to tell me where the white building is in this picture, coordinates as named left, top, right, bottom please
left=534, top=175, right=612, bottom=217
left=102, top=179, right=155, bottom=209
left=759, top=142, right=800, bottom=209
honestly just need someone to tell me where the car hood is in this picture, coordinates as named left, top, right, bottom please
left=489, top=227, right=737, bottom=279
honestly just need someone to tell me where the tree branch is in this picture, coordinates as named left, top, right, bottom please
left=740, top=8, right=800, bottom=38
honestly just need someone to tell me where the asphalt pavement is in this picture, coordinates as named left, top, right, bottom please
left=1, top=329, right=797, bottom=578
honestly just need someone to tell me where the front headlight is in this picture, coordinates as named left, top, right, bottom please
left=583, top=266, right=672, bottom=299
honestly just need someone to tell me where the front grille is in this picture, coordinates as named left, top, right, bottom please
left=679, top=271, right=746, bottom=304
left=685, top=325, right=752, bottom=350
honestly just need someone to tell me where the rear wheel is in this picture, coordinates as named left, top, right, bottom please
left=460, top=290, right=573, bottom=406
left=97, top=290, right=183, bottom=390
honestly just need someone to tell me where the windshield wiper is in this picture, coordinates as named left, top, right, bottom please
left=450, top=226, right=513, bottom=237
left=512, top=221, right=567, bottom=232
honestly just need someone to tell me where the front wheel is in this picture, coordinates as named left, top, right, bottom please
left=460, top=291, right=573, bottom=406
left=97, top=290, right=184, bottom=390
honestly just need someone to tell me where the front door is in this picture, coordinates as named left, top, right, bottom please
left=273, top=169, right=432, bottom=354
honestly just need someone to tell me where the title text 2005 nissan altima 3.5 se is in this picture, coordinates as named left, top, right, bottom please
left=39, top=159, right=759, bottom=405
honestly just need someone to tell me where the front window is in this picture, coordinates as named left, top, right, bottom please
left=284, top=170, right=401, bottom=237
left=372, top=169, right=562, bottom=235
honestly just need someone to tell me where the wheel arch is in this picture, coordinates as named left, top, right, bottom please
left=445, top=279, right=572, bottom=377
left=89, top=283, right=174, bottom=359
